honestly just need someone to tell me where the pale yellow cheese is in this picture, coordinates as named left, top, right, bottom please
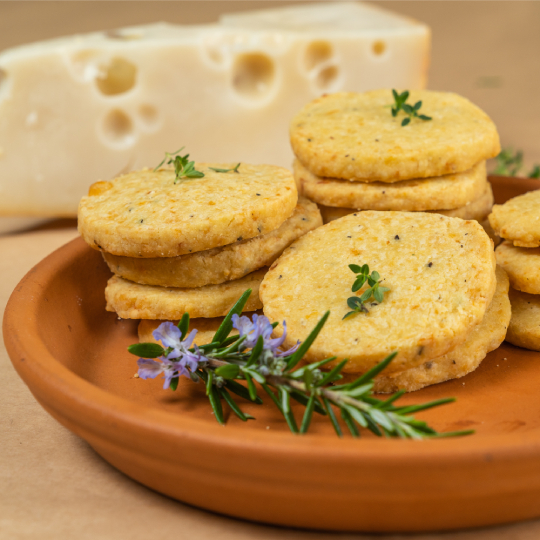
left=0, top=2, right=429, bottom=218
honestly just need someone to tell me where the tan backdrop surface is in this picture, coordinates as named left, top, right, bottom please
left=2, top=2, right=540, bottom=539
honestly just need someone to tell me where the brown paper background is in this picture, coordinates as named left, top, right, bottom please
left=2, top=2, right=540, bottom=539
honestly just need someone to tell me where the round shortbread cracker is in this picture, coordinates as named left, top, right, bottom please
left=489, top=189, right=540, bottom=247
left=102, top=198, right=322, bottom=288
left=78, top=164, right=297, bottom=258
left=260, top=211, right=496, bottom=375
left=316, top=182, right=494, bottom=224
left=105, top=268, right=265, bottom=319
left=372, top=266, right=510, bottom=393
left=496, top=241, right=540, bottom=295
left=295, top=159, right=487, bottom=211
left=290, top=90, right=500, bottom=183
left=506, top=288, right=540, bottom=351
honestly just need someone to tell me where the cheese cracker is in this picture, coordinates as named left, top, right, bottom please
left=295, top=159, right=488, bottom=212
left=79, top=164, right=297, bottom=258
left=489, top=189, right=540, bottom=248
left=290, top=90, right=500, bottom=182
left=102, top=198, right=321, bottom=288
left=105, top=268, right=265, bottom=319
left=318, top=182, right=493, bottom=224
left=260, top=211, right=496, bottom=375
left=373, top=266, right=510, bottom=392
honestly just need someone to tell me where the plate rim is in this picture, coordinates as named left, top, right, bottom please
left=4, top=175, right=540, bottom=531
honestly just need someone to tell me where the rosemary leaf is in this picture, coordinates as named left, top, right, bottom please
left=340, top=408, right=360, bottom=438
left=323, top=397, right=343, bottom=437
left=209, top=385, right=225, bottom=425
left=299, top=393, right=316, bottom=434
left=212, top=289, right=252, bottom=344
left=225, top=378, right=262, bottom=404
left=177, top=313, right=190, bottom=339
left=219, top=387, right=253, bottom=421
left=287, top=311, right=330, bottom=370
left=128, top=342, right=164, bottom=358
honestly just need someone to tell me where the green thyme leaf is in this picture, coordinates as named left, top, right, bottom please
left=391, top=89, right=431, bottom=126
left=154, top=147, right=205, bottom=183
left=493, top=148, right=540, bottom=178
left=153, top=147, right=185, bottom=171
left=347, top=297, right=363, bottom=310
left=209, top=163, right=241, bottom=174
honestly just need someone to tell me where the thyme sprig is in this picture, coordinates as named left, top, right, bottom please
left=209, top=163, right=241, bottom=174
left=493, top=148, right=540, bottom=179
left=128, top=290, right=472, bottom=439
left=343, top=264, right=390, bottom=319
left=391, top=89, right=432, bottom=126
left=154, top=147, right=205, bottom=183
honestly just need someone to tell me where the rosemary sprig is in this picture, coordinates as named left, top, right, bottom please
left=391, top=89, right=432, bottom=126
left=343, top=264, right=390, bottom=319
left=209, top=163, right=241, bottom=174
left=493, top=148, right=540, bottom=178
left=154, top=147, right=205, bottom=183
left=128, top=290, right=472, bottom=439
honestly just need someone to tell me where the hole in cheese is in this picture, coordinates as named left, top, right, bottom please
left=304, top=41, right=333, bottom=71
left=372, top=40, right=387, bottom=56
left=232, top=52, right=275, bottom=100
left=315, top=64, right=339, bottom=90
left=96, top=57, right=137, bottom=96
left=100, top=109, right=135, bottom=148
left=137, top=104, right=159, bottom=130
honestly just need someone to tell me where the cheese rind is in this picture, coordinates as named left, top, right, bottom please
left=0, top=2, right=429, bottom=217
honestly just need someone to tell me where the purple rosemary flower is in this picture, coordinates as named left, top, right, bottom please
left=137, top=322, right=206, bottom=388
left=137, top=357, right=180, bottom=389
left=232, top=313, right=300, bottom=356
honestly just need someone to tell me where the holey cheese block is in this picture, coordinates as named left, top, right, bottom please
left=0, top=2, right=429, bottom=217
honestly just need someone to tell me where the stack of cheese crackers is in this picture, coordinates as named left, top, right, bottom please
left=261, top=211, right=510, bottom=393
left=78, top=163, right=321, bottom=342
left=290, top=90, right=500, bottom=234
left=491, top=190, right=540, bottom=351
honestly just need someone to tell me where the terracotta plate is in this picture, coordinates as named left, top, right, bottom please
left=4, top=176, right=540, bottom=533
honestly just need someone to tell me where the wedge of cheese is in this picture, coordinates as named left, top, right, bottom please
left=0, top=2, right=429, bottom=217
